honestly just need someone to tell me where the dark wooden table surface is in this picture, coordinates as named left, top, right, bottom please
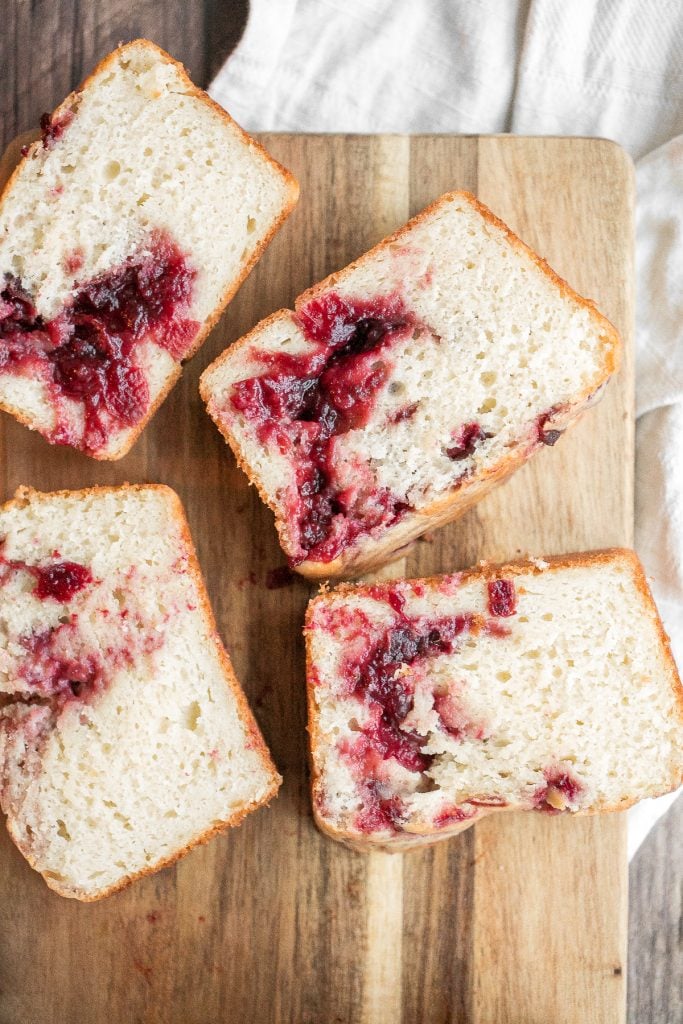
left=1, top=2, right=681, bottom=1021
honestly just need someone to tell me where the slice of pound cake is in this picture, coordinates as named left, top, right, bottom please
left=0, top=485, right=280, bottom=899
left=201, top=191, right=620, bottom=579
left=305, top=551, right=682, bottom=850
left=0, top=40, right=298, bottom=459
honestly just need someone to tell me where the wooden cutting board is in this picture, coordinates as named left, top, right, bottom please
left=0, top=135, right=633, bottom=1024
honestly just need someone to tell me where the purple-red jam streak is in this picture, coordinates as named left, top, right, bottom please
left=16, top=608, right=162, bottom=704
left=338, top=598, right=479, bottom=835
left=327, top=585, right=586, bottom=834
left=445, top=421, right=489, bottom=461
left=339, top=597, right=477, bottom=775
left=325, top=583, right=524, bottom=833
left=231, top=292, right=419, bottom=564
left=19, top=625, right=104, bottom=700
left=0, top=548, right=105, bottom=702
left=355, top=779, right=406, bottom=834
left=0, top=232, right=198, bottom=452
left=0, top=549, right=165, bottom=705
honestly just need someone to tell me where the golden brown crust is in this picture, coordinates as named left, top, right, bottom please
left=201, top=190, right=621, bottom=578
left=8, top=789, right=279, bottom=902
left=311, top=790, right=662, bottom=853
left=0, top=39, right=299, bottom=462
left=296, top=443, right=549, bottom=580
left=304, top=548, right=683, bottom=851
left=0, top=482, right=281, bottom=900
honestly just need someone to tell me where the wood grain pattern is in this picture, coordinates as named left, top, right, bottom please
left=628, top=795, right=683, bottom=1024
left=0, top=134, right=633, bottom=1023
left=469, top=137, right=634, bottom=1024
left=0, top=0, right=209, bottom=153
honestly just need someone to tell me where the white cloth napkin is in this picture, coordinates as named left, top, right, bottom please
left=210, top=0, right=683, bottom=858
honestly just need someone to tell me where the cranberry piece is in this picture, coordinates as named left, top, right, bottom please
left=0, top=277, right=39, bottom=340
left=297, top=292, right=409, bottom=350
left=389, top=401, right=418, bottom=424
left=386, top=590, right=407, bottom=617
left=485, top=619, right=512, bottom=637
left=336, top=598, right=491, bottom=830
left=445, top=422, right=490, bottom=460
left=232, top=371, right=319, bottom=424
left=0, top=232, right=198, bottom=453
left=230, top=291, right=422, bottom=564
left=356, top=784, right=405, bottom=834
left=34, top=562, right=93, bottom=602
left=487, top=579, right=517, bottom=617
left=63, top=250, right=84, bottom=276
left=534, top=767, right=583, bottom=814
left=0, top=548, right=93, bottom=602
left=362, top=717, right=430, bottom=773
left=40, top=109, right=74, bottom=149
left=339, top=738, right=408, bottom=833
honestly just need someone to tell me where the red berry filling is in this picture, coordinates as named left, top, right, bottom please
left=388, top=401, right=419, bottom=425
left=40, top=109, right=74, bottom=150
left=63, top=250, right=84, bottom=276
left=323, top=584, right=588, bottom=835
left=534, top=766, right=584, bottom=814
left=15, top=608, right=163, bottom=704
left=445, top=421, right=490, bottom=461
left=356, top=784, right=406, bottom=834
left=0, top=231, right=198, bottom=453
left=536, top=410, right=564, bottom=446
left=1, top=542, right=171, bottom=707
left=487, top=578, right=517, bottom=617
left=339, top=738, right=406, bottom=834
left=19, top=625, right=103, bottom=700
left=11, top=593, right=165, bottom=706
left=0, top=545, right=93, bottom=602
left=230, top=291, right=423, bottom=563
left=339, top=603, right=478, bottom=775
left=33, top=562, right=93, bottom=602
